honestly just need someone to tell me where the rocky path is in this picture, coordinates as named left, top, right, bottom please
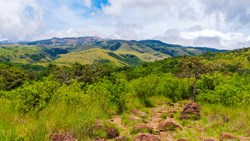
left=50, top=101, right=250, bottom=141
left=108, top=102, right=187, bottom=141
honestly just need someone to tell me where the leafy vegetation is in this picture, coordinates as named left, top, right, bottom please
left=0, top=47, right=249, bottom=140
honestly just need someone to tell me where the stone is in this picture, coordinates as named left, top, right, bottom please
left=180, top=102, right=201, bottom=120
left=133, top=123, right=154, bottom=134
left=157, top=120, right=182, bottom=131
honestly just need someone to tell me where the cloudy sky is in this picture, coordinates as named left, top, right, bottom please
left=1, top=0, right=250, bottom=49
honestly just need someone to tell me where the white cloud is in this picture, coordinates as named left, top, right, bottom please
left=83, top=0, right=92, bottom=8
left=247, top=36, right=250, bottom=42
left=155, top=28, right=250, bottom=49
left=0, top=0, right=250, bottom=49
left=0, top=0, right=44, bottom=41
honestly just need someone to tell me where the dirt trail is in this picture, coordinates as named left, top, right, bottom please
left=109, top=103, right=186, bottom=141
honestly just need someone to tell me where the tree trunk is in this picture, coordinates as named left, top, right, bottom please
left=192, top=78, right=197, bottom=102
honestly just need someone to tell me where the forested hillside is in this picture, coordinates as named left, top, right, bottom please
left=0, top=47, right=249, bottom=140
left=0, top=37, right=224, bottom=66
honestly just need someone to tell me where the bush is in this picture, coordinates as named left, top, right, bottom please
left=14, top=76, right=60, bottom=114
left=197, top=73, right=250, bottom=106
left=129, top=73, right=189, bottom=106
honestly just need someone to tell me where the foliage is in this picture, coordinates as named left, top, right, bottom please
left=13, top=76, right=60, bottom=114
left=0, top=65, right=28, bottom=90
left=197, top=73, right=250, bottom=106
left=0, top=47, right=249, bottom=140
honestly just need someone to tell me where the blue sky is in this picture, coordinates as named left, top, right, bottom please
left=0, top=0, right=250, bottom=49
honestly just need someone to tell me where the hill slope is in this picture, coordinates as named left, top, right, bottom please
left=1, top=37, right=225, bottom=66
left=0, top=45, right=52, bottom=63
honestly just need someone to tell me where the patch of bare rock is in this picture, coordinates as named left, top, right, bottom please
left=157, top=120, right=182, bottom=131
left=133, top=123, right=154, bottom=134
left=134, top=133, right=161, bottom=141
left=180, top=102, right=201, bottom=120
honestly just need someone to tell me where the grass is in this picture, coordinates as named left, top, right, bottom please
left=55, top=48, right=123, bottom=66
left=113, top=43, right=170, bottom=62
left=175, top=104, right=250, bottom=140
left=0, top=96, right=249, bottom=140
left=55, top=46, right=170, bottom=66
left=0, top=99, right=108, bottom=140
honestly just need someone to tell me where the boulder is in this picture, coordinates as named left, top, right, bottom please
left=133, top=123, right=154, bottom=134
left=50, top=133, right=77, bottom=141
left=180, top=102, right=201, bottom=120
left=106, top=126, right=119, bottom=139
left=134, top=133, right=161, bottom=141
left=157, top=120, right=182, bottom=131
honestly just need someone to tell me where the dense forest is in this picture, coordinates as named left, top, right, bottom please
left=0, top=47, right=250, bottom=140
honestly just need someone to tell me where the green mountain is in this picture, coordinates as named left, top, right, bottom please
left=1, top=37, right=225, bottom=66
left=0, top=45, right=52, bottom=64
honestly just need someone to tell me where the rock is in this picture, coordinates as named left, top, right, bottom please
left=50, top=133, right=77, bottom=141
left=106, top=127, right=119, bottom=139
left=133, top=123, right=154, bottom=134
left=129, top=115, right=141, bottom=121
left=221, top=132, right=237, bottom=141
left=157, top=120, right=182, bottom=131
left=134, top=133, right=161, bottom=141
left=131, top=110, right=147, bottom=118
left=114, top=136, right=130, bottom=141
left=180, top=102, right=201, bottom=120
left=176, top=138, right=187, bottom=141
left=92, top=121, right=119, bottom=139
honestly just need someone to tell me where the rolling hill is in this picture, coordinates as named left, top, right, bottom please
left=0, top=37, right=225, bottom=66
left=0, top=45, right=52, bottom=64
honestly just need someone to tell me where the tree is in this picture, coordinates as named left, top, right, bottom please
left=178, top=56, right=206, bottom=101
left=0, top=66, right=28, bottom=90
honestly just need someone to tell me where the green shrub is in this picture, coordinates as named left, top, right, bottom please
left=197, top=73, right=250, bottom=106
left=14, top=76, right=60, bottom=114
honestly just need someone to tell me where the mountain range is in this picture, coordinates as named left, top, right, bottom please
left=0, top=36, right=225, bottom=66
